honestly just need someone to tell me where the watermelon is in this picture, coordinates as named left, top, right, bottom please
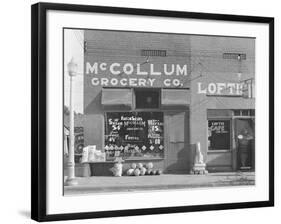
left=134, top=168, right=141, bottom=176
left=140, top=167, right=146, bottom=176
left=131, top=163, right=137, bottom=169
left=137, top=163, right=143, bottom=169
left=126, top=169, right=134, bottom=176
left=146, top=162, right=153, bottom=169
left=156, top=169, right=162, bottom=175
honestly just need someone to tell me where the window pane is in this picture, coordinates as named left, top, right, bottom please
left=105, top=112, right=164, bottom=160
left=233, top=110, right=241, bottom=116
left=208, top=120, right=231, bottom=150
left=135, top=90, right=160, bottom=109
left=250, top=110, right=255, bottom=116
left=242, top=110, right=249, bottom=116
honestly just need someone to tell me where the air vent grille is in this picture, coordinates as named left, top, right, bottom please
left=223, top=53, right=246, bottom=60
left=141, top=49, right=167, bottom=57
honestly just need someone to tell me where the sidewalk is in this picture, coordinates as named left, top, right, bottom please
left=64, top=172, right=255, bottom=195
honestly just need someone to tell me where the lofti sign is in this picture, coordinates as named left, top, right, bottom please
left=197, top=82, right=243, bottom=96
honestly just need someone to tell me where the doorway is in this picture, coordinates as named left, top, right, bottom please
left=164, top=111, right=190, bottom=173
left=235, top=118, right=255, bottom=170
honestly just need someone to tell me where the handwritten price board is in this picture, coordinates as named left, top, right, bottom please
left=105, top=112, right=164, bottom=159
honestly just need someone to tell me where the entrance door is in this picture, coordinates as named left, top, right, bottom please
left=235, top=118, right=255, bottom=170
left=164, top=111, right=190, bottom=173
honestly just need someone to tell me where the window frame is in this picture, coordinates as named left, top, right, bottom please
left=207, top=118, right=232, bottom=152
left=134, top=88, right=161, bottom=110
left=104, top=111, right=165, bottom=161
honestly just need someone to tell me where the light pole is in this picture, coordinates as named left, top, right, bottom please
left=65, top=57, right=78, bottom=186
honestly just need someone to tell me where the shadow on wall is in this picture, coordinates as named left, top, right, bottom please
left=18, top=210, right=30, bottom=219
left=164, top=111, right=192, bottom=174
left=84, top=91, right=103, bottom=115
left=164, top=143, right=234, bottom=174
left=164, top=143, right=192, bottom=174
left=206, top=152, right=232, bottom=172
left=206, top=152, right=232, bottom=166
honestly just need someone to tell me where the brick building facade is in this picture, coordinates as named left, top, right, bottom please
left=80, top=29, right=255, bottom=175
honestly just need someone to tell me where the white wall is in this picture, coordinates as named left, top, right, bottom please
left=0, top=0, right=279, bottom=223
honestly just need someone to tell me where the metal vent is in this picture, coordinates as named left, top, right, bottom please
left=223, top=53, right=246, bottom=60
left=141, top=49, right=167, bottom=57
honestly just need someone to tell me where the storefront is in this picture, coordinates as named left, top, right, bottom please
left=81, top=30, right=255, bottom=175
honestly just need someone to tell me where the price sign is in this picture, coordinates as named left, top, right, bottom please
left=105, top=112, right=164, bottom=159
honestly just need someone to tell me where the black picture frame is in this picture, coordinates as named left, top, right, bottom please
left=31, top=2, right=274, bottom=222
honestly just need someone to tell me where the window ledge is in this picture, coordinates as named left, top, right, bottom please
left=207, top=150, right=231, bottom=153
left=124, top=157, right=164, bottom=161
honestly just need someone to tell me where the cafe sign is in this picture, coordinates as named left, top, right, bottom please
left=85, top=61, right=190, bottom=88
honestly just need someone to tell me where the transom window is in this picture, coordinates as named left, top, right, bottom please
left=135, top=89, right=160, bottom=109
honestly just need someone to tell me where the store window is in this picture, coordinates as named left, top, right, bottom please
left=104, top=112, right=164, bottom=160
left=135, top=89, right=160, bottom=109
left=233, top=109, right=255, bottom=116
left=208, top=120, right=231, bottom=150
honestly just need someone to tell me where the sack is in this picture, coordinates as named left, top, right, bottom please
left=110, top=163, right=123, bottom=177
left=88, top=145, right=106, bottom=162
left=81, top=146, right=89, bottom=163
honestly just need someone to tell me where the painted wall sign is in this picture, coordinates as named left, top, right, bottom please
left=85, top=62, right=190, bottom=88
left=197, top=82, right=243, bottom=96
left=104, top=112, right=164, bottom=159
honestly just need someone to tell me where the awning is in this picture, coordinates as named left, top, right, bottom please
left=101, top=88, right=132, bottom=106
left=161, top=89, right=190, bottom=106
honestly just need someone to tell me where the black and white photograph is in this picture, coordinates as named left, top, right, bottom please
left=63, top=28, right=256, bottom=195
left=0, top=0, right=280, bottom=223
left=30, top=2, right=274, bottom=222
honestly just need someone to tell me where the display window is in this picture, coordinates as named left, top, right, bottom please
left=104, top=111, right=164, bottom=160
left=208, top=119, right=231, bottom=150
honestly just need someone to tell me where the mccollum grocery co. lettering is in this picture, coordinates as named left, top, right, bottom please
left=86, top=62, right=188, bottom=87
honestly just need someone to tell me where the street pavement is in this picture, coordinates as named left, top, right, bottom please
left=64, top=172, right=255, bottom=195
